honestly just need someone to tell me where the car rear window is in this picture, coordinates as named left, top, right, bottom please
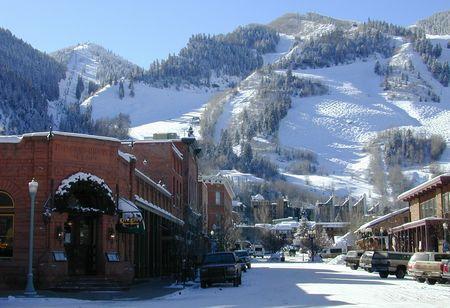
left=411, top=253, right=429, bottom=262
left=235, top=251, right=248, bottom=257
left=330, top=248, right=342, bottom=253
left=255, top=248, right=263, bottom=251
left=434, top=254, right=450, bottom=261
left=203, top=253, right=235, bottom=264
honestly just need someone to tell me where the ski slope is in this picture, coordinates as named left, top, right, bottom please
left=82, top=82, right=218, bottom=139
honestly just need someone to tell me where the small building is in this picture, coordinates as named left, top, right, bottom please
left=355, top=207, right=409, bottom=251
left=391, top=174, right=450, bottom=253
left=201, top=175, right=234, bottom=236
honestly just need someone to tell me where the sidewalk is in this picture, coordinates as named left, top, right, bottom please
left=0, top=278, right=179, bottom=301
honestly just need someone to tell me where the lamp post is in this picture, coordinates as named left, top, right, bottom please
left=210, top=230, right=216, bottom=253
left=443, top=222, right=449, bottom=253
left=24, top=179, right=38, bottom=296
left=308, top=230, right=315, bottom=262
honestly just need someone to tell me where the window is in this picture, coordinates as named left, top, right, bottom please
left=0, top=215, right=14, bottom=258
left=0, top=191, right=13, bottom=208
left=443, top=192, right=450, bottom=218
left=420, top=197, right=436, bottom=219
left=215, top=191, right=221, bottom=205
left=0, top=191, right=14, bottom=259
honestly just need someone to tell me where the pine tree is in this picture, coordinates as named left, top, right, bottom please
left=118, top=80, right=125, bottom=99
left=75, top=75, right=84, bottom=100
left=128, top=80, right=135, bottom=97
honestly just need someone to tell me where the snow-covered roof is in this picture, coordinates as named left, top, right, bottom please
left=353, top=195, right=365, bottom=207
left=134, top=195, right=184, bottom=225
left=0, top=131, right=121, bottom=143
left=171, top=143, right=184, bottom=159
left=232, top=200, right=246, bottom=208
left=355, top=207, right=409, bottom=233
left=272, top=221, right=300, bottom=231
left=333, top=232, right=355, bottom=249
left=251, top=194, right=265, bottom=201
left=391, top=217, right=448, bottom=232
left=317, top=196, right=333, bottom=206
left=118, top=150, right=136, bottom=163
left=398, top=173, right=450, bottom=201
left=135, top=169, right=172, bottom=197
left=315, top=222, right=350, bottom=228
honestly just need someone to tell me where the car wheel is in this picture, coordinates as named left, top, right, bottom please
left=201, top=281, right=207, bottom=289
left=247, top=264, right=251, bottom=269
left=395, top=268, right=405, bottom=279
left=426, top=278, right=436, bottom=285
left=379, top=271, right=389, bottom=279
left=368, top=269, right=374, bottom=273
left=243, top=267, right=247, bottom=272
left=417, top=278, right=425, bottom=283
left=350, top=265, right=358, bottom=270
left=437, top=278, right=447, bottom=284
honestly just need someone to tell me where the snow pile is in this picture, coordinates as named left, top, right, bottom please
left=327, top=254, right=346, bottom=265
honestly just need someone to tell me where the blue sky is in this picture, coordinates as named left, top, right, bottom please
left=0, top=0, right=448, bottom=67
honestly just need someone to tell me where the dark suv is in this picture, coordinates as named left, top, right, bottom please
left=200, top=252, right=242, bottom=288
left=359, top=251, right=412, bottom=279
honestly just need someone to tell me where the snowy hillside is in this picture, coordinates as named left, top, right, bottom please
left=48, top=43, right=140, bottom=127
left=82, top=82, right=218, bottom=139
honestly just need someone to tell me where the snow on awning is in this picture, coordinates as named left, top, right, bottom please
left=134, top=195, right=184, bottom=226
left=118, top=198, right=142, bottom=220
left=355, top=207, right=409, bottom=233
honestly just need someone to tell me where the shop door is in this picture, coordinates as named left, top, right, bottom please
left=66, top=215, right=98, bottom=275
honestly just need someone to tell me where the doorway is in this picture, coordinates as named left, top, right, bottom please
left=65, top=215, right=99, bottom=275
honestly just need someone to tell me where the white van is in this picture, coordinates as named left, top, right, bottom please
left=253, top=245, right=265, bottom=258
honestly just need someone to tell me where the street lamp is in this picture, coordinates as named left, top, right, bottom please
left=443, top=222, right=449, bottom=252
left=24, top=179, right=38, bottom=297
left=308, top=230, right=315, bottom=262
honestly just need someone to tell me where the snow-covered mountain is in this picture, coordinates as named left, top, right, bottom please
left=4, top=11, right=446, bottom=205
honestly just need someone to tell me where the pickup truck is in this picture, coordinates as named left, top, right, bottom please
left=408, top=252, right=450, bottom=285
left=344, top=250, right=364, bottom=270
left=359, top=251, right=412, bottom=279
left=200, top=252, right=242, bottom=288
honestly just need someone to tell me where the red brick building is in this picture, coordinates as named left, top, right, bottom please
left=0, top=131, right=203, bottom=290
left=201, top=175, right=234, bottom=249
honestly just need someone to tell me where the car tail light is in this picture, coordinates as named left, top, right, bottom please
left=444, top=263, right=449, bottom=273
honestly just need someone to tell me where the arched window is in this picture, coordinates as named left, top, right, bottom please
left=0, top=191, right=14, bottom=208
left=0, top=191, right=14, bottom=258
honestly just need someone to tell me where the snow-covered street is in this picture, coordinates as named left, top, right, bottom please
left=3, top=261, right=450, bottom=307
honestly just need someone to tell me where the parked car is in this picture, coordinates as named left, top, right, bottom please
left=319, top=248, right=344, bottom=259
left=345, top=250, right=364, bottom=270
left=269, top=251, right=285, bottom=262
left=200, top=252, right=242, bottom=288
left=234, top=250, right=251, bottom=271
left=408, top=252, right=450, bottom=285
left=359, top=251, right=412, bottom=279
left=253, top=245, right=265, bottom=258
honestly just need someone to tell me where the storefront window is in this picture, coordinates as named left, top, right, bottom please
left=420, top=197, right=436, bottom=219
left=0, top=215, right=14, bottom=258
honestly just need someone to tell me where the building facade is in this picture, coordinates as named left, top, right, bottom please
left=391, top=174, right=450, bottom=253
left=0, top=132, right=203, bottom=290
